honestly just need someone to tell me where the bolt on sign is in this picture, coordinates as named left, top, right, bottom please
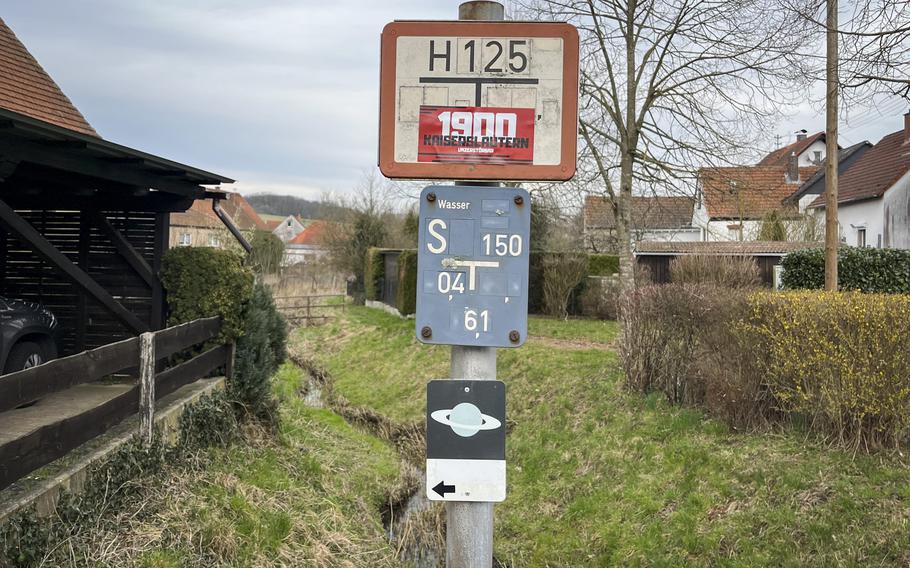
left=426, top=380, right=506, bottom=502
left=416, top=185, right=530, bottom=348
left=379, top=21, right=579, bottom=181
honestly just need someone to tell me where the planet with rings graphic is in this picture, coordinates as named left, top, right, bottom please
left=431, top=402, right=502, bottom=437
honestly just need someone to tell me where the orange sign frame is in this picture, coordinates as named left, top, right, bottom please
left=378, top=21, right=579, bottom=181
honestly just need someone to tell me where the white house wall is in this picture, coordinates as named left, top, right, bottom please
left=836, top=198, right=884, bottom=247
left=882, top=169, right=910, bottom=248
left=796, top=139, right=826, bottom=166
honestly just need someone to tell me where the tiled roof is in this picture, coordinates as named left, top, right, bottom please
left=0, top=17, right=97, bottom=136
left=171, top=193, right=267, bottom=231
left=584, top=195, right=695, bottom=230
left=288, top=220, right=329, bottom=246
left=699, top=166, right=817, bottom=219
left=635, top=241, right=821, bottom=255
left=809, top=127, right=910, bottom=208
left=758, top=132, right=824, bottom=166
left=784, top=141, right=872, bottom=204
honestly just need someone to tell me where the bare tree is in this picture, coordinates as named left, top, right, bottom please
left=521, top=0, right=810, bottom=289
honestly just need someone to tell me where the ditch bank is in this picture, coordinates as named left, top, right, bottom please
left=288, top=351, right=444, bottom=567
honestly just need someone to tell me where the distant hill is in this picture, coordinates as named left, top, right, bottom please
left=245, top=193, right=353, bottom=220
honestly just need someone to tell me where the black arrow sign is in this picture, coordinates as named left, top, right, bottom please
left=433, top=481, right=456, bottom=498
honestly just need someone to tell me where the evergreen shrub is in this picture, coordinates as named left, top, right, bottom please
left=396, top=249, right=418, bottom=316
left=233, top=281, right=287, bottom=421
left=782, top=246, right=910, bottom=292
left=588, top=254, right=620, bottom=276
left=161, top=247, right=254, bottom=342
left=364, top=247, right=386, bottom=301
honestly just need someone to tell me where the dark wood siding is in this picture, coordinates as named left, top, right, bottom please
left=636, top=253, right=783, bottom=287
left=1, top=210, right=162, bottom=355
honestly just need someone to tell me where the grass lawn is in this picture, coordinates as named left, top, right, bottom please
left=294, top=306, right=910, bottom=567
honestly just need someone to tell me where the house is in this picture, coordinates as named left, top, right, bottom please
left=583, top=195, right=699, bottom=252
left=269, top=215, right=306, bottom=243
left=758, top=130, right=828, bottom=167
left=284, top=220, right=330, bottom=265
left=694, top=156, right=818, bottom=241
left=170, top=192, right=267, bottom=249
left=809, top=111, right=910, bottom=248
left=0, top=16, right=232, bottom=354
left=784, top=141, right=873, bottom=213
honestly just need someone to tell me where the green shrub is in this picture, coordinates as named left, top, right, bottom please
left=364, top=247, right=386, bottom=301
left=758, top=210, right=787, bottom=241
left=232, top=281, right=287, bottom=421
left=669, top=255, right=761, bottom=288
left=247, top=230, right=285, bottom=275
left=396, top=249, right=418, bottom=316
left=161, top=247, right=255, bottom=342
left=742, top=291, right=910, bottom=450
left=588, top=254, right=619, bottom=276
left=782, top=246, right=910, bottom=292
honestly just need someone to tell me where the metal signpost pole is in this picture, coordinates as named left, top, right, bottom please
left=447, top=4, right=505, bottom=567
left=448, top=4, right=503, bottom=568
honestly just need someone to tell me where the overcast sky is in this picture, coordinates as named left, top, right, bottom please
left=2, top=1, right=906, bottom=200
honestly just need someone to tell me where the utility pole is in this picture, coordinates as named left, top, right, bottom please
left=824, top=0, right=839, bottom=290
left=448, top=3, right=502, bottom=566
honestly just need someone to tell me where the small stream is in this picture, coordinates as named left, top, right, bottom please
left=300, top=370, right=441, bottom=567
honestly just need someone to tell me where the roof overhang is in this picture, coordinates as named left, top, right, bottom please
left=0, top=107, right=233, bottom=202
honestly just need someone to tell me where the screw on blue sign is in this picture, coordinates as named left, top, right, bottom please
left=415, top=185, right=530, bottom=348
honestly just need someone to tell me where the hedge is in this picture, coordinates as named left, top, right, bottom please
left=364, top=247, right=386, bottom=301
left=161, top=247, right=254, bottom=342
left=782, top=246, right=910, bottom=292
left=396, top=249, right=418, bottom=316
left=620, top=285, right=910, bottom=451
left=588, top=254, right=620, bottom=276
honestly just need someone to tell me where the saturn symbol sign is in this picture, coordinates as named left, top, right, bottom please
left=431, top=402, right=502, bottom=437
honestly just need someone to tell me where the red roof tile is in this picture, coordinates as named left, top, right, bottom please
left=171, top=193, right=267, bottom=231
left=699, top=166, right=817, bottom=219
left=758, top=132, right=824, bottom=166
left=809, top=126, right=910, bottom=208
left=584, top=195, right=694, bottom=230
left=288, top=220, right=330, bottom=246
left=0, top=17, right=96, bottom=136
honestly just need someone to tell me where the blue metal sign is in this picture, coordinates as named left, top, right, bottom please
left=416, top=185, right=530, bottom=348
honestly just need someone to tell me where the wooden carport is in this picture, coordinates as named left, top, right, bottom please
left=0, top=107, right=233, bottom=355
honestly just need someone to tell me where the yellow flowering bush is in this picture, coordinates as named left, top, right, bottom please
left=621, top=286, right=910, bottom=451
left=742, top=291, right=910, bottom=450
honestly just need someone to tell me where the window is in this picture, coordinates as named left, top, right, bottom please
left=208, top=234, right=222, bottom=247
left=178, top=232, right=192, bottom=247
left=813, top=150, right=822, bottom=163
left=727, top=223, right=743, bottom=241
left=857, top=228, right=866, bottom=248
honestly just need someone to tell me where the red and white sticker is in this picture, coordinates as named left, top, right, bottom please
left=418, top=106, right=535, bottom=165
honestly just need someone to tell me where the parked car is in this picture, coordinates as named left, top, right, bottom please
left=0, top=297, right=59, bottom=375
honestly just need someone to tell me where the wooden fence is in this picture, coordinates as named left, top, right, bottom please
left=0, top=317, right=231, bottom=491
left=274, top=294, right=347, bottom=326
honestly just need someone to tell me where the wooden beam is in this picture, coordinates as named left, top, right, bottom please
left=75, top=213, right=91, bottom=352
left=92, top=212, right=157, bottom=289
left=155, top=343, right=228, bottom=401
left=0, top=385, right=140, bottom=491
left=154, top=316, right=221, bottom=358
left=0, top=336, right=139, bottom=414
left=0, top=190, right=194, bottom=213
left=0, top=199, right=148, bottom=334
left=151, top=212, right=169, bottom=331
left=0, top=137, right=204, bottom=198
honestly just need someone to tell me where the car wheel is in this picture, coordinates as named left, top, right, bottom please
left=4, top=341, right=44, bottom=374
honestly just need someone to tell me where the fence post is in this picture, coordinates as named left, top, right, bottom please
left=306, top=296, right=312, bottom=327
left=225, top=341, right=237, bottom=380
left=139, top=331, right=155, bottom=446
